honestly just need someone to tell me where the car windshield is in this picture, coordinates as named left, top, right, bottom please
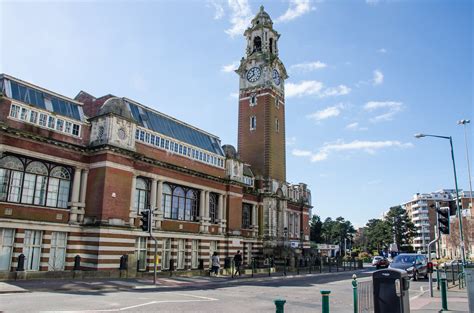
left=393, top=255, right=416, bottom=264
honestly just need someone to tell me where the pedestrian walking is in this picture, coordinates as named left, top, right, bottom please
left=234, top=250, right=242, bottom=276
left=211, top=252, right=220, bottom=276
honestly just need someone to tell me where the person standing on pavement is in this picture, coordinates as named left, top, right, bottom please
left=233, top=250, right=242, bottom=276
left=211, top=252, right=220, bottom=276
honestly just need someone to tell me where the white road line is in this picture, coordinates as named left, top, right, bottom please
left=44, top=293, right=219, bottom=312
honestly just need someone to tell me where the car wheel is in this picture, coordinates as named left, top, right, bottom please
left=376, top=265, right=380, bottom=270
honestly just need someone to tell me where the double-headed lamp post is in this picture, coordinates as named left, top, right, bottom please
left=414, top=133, right=466, bottom=266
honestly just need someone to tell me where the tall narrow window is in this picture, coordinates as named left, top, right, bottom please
left=177, top=239, right=185, bottom=270
left=275, top=96, right=279, bottom=108
left=134, top=177, right=150, bottom=213
left=250, top=116, right=256, bottom=130
left=162, top=238, right=171, bottom=270
left=269, top=38, right=273, bottom=54
left=191, top=240, right=199, bottom=269
left=47, top=167, right=71, bottom=208
left=275, top=118, right=279, bottom=133
left=289, top=213, right=294, bottom=236
left=242, top=203, right=252, bottom=229
left=136, top=237, right=148, bottom=271
left=172, top=187, right=185, bottom=220
left=24, top=230, right=42, bottom=271
left=209, top=193, right=218, bottom=224
left=162, top=183, right=172, bottom=219
left=0, top=228, right=15, bottom=271
left=49, top=232, right=67, bottom=271
left=253, top=36, right=262, bottom=52
left=250, top=94, right=257, bottom=106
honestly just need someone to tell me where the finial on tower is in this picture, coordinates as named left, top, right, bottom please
left=260, top=5, right=264, bottom=12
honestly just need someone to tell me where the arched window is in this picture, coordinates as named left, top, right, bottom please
left=48, top=166, right=71, bottom=208
left=162, top=183, right=199, bottom=222
left=162, top=183, right=172, bottom=218
left=209, top=193, right=218, bottom=224
left=172, top=187, right=185, bottom=220
left=134, top=177, right=150, bottom=213
left=22, top=161, right=48, bottom=205
left=242, top=203, right=252, bottom=229
left=253, top=36, right=262, bottom=52
left=185, top=190, right=198, bottom=221
left=0, top=155, right=72, bottom=208
left=0, top=156, right=24, bottom=202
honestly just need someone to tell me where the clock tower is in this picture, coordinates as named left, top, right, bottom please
left=236, top=6, right=288, bottom=183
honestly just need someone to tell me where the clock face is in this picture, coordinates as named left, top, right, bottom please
left=117, top=127, right=127, bottom=140
left=246, top=67, right=261, bottom=83
left=272, top=69, right=281, bottom=85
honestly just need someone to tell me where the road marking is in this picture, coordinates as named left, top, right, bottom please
left=43, top=293, right=218, bottom=312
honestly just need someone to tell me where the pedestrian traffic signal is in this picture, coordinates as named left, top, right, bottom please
left=437, top=207, right=450, bottom=235
left=140, top=210, right=151, bottom=232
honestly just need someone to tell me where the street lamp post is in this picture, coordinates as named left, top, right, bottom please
left=415, top=133, right=466, bottom=265
left=458, top=120, right=473, bottom=216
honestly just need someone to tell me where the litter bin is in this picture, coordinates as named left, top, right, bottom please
left=466, top=267, right=474, bottom=313
left=373, top=268, right=410, bottom=313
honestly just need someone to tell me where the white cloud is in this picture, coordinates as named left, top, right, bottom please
left=373, top=70, right=384, bottom=85
left=307, top=104, right=344, bottom=121
left=321, top=85, right=351, bottom=97
left=364, top=101, right=403, bottom=122
left=221, top=61, right=239, bottom=72
left=345, top=122, right=368, bottom=131
left=286, top=80, right=351, bottom=98
left=290, top=61, right=327, bottom=72
left=292, top=139, right=413, bottom=162
left=377, top=48, right=387, bottom=53
left=208, top=0, right=225, bottom=19
left=225, top=0, right=253, bottom=38
left=286, top=80, right=323, bottom=97
left=276, top=0, right=315, bottom=23
left=292, top=149, right=312, bottom=157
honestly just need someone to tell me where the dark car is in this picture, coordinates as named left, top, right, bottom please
left=389, top=253, right=428, bottom=280
left=374, top=258, right=390, bottom=269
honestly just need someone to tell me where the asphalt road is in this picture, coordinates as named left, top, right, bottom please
left=1, top=269, right=428, bottom=313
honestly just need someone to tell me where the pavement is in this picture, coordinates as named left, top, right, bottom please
left=0, top=268, right=470, bottom=312
left=410, top=284, right=470, bottom=313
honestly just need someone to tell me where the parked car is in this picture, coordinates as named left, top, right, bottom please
left=374, top=258, right=390, bottom=269
left=372, top=256, right=383, bottom=266
left=389, top=253, right=428, bottom=280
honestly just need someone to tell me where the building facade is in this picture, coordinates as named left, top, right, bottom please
left=0, top=7, right=312, bottom=276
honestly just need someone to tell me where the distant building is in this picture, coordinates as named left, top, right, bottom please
left=403, top=190, right=453, bottom=252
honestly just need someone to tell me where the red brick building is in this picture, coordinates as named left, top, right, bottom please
left=0, top=7, right=311, bottom=276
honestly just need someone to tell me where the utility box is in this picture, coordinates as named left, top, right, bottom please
left=465, top=267, right=474, bottom=313
left=373, top=268, right=410, bottom=313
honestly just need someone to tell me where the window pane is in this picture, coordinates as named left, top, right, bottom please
left=0, top=228, right=15, bottom=271
left=0, top=169, right=9, bottom=201
left=33, top=175, right=47, bottom=206
left=46, top=177, right=59, bottom=207
left=57, top=180, right=70, bottom=208
left=7, top=171, right=23, bottom=203
left=21, top=173, right=36, bottom=204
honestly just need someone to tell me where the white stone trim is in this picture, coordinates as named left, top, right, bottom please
left=0, top=145, right=87, bottom=168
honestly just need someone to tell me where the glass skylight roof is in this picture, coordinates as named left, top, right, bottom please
left=1, top=75, right=83, bottom=121
left=126, top=101, right=224, bottom=156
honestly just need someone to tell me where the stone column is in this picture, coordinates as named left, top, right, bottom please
left=199, top=190, right=206, bottom=233
left=68, top=168, right=82, bottom=224
left=204, top=191, right=210, bottom=233
left=77, top=169, right=88, bottom=223
left=156, top=180, right=163, bottom=229
left=217, top=194, right=224, bottom=234
left=129, top=176, right=137, bottom=225
left=150, top=179, right=157, bottom=231
left=251, top=204, right=259, bottom=237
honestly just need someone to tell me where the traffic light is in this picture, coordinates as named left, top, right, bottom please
left=437, top=207, right=450, bottom=235
left=448, top=201, right=458, bottom=216
left=427, top=261, right=434, bottom=274
left=140, top=210, right=151, bottom=232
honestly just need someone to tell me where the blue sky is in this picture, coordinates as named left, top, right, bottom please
left=1, top=0, right=472, bottom=227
